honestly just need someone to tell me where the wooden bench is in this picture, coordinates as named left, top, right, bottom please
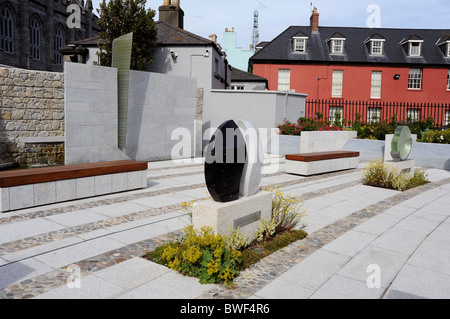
left=285, top=150, right=360, bottom=176
left=0, top=160, right=148, bottom=212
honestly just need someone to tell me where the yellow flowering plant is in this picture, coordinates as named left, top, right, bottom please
left=155, top=225, right=242, bottom=285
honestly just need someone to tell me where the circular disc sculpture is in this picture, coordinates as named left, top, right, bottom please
left=205, top=120, right=247, bottom=203
left=204, top=119, right=263, bottom=203
left=391, top=126, right=412, bottom=161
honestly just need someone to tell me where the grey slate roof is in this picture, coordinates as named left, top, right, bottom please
left=155, top=21, right=214, bottom=46
left=230, top=67, right=268, bottom=83
left=250, top=26, right=450, bottom=66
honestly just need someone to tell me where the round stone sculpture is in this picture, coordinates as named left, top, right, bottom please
left=391, top=126, right=412, bottom=161
left=237, top=120, right=264, bottom=197
left=204, top=120, right=247, bottom=203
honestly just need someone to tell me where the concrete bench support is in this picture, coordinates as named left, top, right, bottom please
left=0, top=160, right=148, bottom=213
left=286, top=151, right=360, bottom=176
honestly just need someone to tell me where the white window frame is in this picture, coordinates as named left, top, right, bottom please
left=0, top=6, right=14, bottom=54
left=293, top=37, right=307, bottom=53
left=408, top=68, right=422, bottom=90
left=370, top=71, right=382, bottom=99
left=447, top=42, right=450, bottom=57
left=370, top=40, right=384, bottom=55
left=329, top=106, right=343, bottom=122
left=409, top=41, right=423, bottom=57
left=331, top=39, right=345, bottom=54
left=406, top=108, right=420, bottom=122
left=278, top=69, right=291, bottom=92
left=447, top=70, right=450, bottom=90
left=368, top=107, right=382, bottom=123
left=445, top=110, right=450, bottom=127
left=231, top=85, right=245, bottom=91
left=332, top=70, right=343, bottom=97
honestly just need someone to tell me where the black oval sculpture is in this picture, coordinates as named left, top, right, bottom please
left=205, top=120, right=247, bottom=203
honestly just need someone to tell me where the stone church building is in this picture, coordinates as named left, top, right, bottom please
left=0, top=0, right=99, bottom=72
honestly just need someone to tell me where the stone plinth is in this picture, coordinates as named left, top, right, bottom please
left=192, top=191, right=273, bottom=244
left=385, top=160, right=415, bottom=178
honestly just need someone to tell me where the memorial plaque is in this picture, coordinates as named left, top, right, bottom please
left=205, top=120, right=247, bottom=202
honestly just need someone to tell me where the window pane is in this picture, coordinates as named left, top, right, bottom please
left=447, top=70, right=450, bottom=90
left=368, top=107, right=382, bottom=123
left=410, top=42, right=421, bottom=56
left=294, top=38, right=306, bottom=53
left=371, top=41, right=383, bottom=55
left=407, top=108, right=420, bottom=122
left=332, top=40, right=343, bottom=54
left=408, top=69, right=422, bottom=89
left=332, top=70, right=343, bottom=97
left=371, top=71, right=382, bottom=99
left=0, top=6, right=14, bottom=54
left=54, top=27, right=65, bottom=65
left=30, top=17, right=41, bottom=60
left=329, top=106, right=343, bottom=122
left=278, top=69, right=291, bottom=91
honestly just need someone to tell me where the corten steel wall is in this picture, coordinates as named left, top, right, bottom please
left=253, top=63, right=450, bottom=104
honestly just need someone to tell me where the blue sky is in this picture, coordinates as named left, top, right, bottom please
left=90, top=0, right=450, bottom=49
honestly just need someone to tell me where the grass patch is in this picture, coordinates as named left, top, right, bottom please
left=240, top=229, right=307, bottom=270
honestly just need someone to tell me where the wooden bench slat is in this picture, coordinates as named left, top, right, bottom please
left=286, top=151, right=360, bottom=162
left=0, top=160, right=148, bottom=188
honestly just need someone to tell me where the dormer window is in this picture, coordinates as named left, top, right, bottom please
left=409, top=41, right=422, bottom=56
left=292, top=31, right=308, bottom=54
left=328, top=33, right=346, bottom=55
left=401, top=34, right=424, bottom=57
left=293, top=37, right=307, bottom=53
left=365, top=34, right=386, bottom=56
left=331, top=39, right=344, bottom=54
left=436, top=36, right=450, bottom=58
left=370, top=40, right=384, bottom=55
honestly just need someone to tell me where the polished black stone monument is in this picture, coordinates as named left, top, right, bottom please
left=204, top=120, right=247, bottom=203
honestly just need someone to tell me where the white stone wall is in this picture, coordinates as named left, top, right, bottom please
left=64, top=63, right=197, bottom=164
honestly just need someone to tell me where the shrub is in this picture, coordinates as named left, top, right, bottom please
left=154, top=226, right=242, bottom=285
left=418, top=129, right=450, bottom=144
left=362, top=159, right=396, bottom=189
left=255, top=188, right=308, bottom=242
left=278, top=114, right=343, bottom=136
left=363, top=159, right=429, bottom=191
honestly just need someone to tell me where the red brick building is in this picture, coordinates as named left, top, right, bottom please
left=250, top=8, right=450, bottom=125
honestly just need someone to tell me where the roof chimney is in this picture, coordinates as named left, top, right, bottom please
left=209, top=34, right=217, bottom=43
left=159, top=0, right=184, bottom=29
left=310, top=7, right=319, bottom=33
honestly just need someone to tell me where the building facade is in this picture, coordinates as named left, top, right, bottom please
left=250, top=8, right=450, bottom=123
left=222, top=27, right=254, bottom=72
left=0, top=0, right=99, bottom=72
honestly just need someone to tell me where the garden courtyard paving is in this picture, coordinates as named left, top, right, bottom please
left=0, top=155, right=449, bottom=299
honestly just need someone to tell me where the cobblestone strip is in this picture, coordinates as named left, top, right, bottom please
left=0, top=229, right=183, bottom=299
left=0, top=168, right=357, bottom=226
left=0, top=177, right=360, bottom=257
left=198, top=177, right=450, bottom=299
left=0, top=177, right=362, bottom=298
left=2, top=177, right=447, bottom=299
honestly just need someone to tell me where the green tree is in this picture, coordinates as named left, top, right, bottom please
left=97, top=0, right=157, bottom=71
